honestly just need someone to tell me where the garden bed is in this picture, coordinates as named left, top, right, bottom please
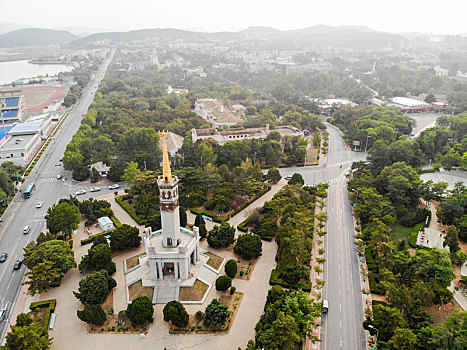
left=170, top=292, right=244, bottom=334
left=125, top=253, right=146, bottom=271
left=204, top=252, right=224, bottom=270
left=128, top=280, right=154, bottom=301
left=178, top=279, right=209, bottom=302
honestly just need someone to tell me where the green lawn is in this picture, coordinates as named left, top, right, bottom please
left=390, top=222, right=425, bottom=243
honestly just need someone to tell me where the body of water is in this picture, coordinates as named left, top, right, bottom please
left=0, top=60, right=74, bottom=85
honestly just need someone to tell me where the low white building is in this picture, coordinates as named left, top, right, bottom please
left=0, top=118, right=54, bottom=166
left=97, top=216, right=114, bottom=232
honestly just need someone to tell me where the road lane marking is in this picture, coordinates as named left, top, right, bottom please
left=340, top=320, right=342, bottom=328
left=340, top=304, right=342, bottom=311
left=339, top=264, right=341, bottom=270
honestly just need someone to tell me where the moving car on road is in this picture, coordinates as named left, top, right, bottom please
left=0, top=253, right=7, bottom=263
left=285, top=175, right=292, bottom=180
left=23, top=226, right=30, bottom=234
left=36, top=201, right=43, bottom=208
left=57, top=174, right=62, bottom=180
left=76, top=189, right=87, bottom=195
left=13, top=260, right=22, bottom=270
left=109, top=184, right=120, bottom=190
left=90, top=187, right=101, bottom=192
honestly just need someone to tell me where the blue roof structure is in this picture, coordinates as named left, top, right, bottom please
left=8, top=121, right=42, bottom=135
left=0, top=125, right=14, bottom=140
left=5, top=97, right=19, bottom=107
left=2, top=110, right=17, bottom=118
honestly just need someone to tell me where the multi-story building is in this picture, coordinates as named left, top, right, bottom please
left=0, top=90, right=26, bottom=122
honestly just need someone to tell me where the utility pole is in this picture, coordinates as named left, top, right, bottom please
left=365, top=135, right=371, bottom=152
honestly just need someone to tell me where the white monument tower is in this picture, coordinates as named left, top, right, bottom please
left=158, top=131, right=181, bottom=247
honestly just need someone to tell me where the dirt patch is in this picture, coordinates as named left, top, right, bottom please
left=205, top=252, right=224, bottom=270
left=128, top=280, right=154, bottom=301
left=170, top=291, right=244, bottom=334
left=30, top=307, right=48, bottom=329
left=178, top=279, right=209, bottom=302
left=126, top=253, right=146, bottom=271
left=425, top=300, right=462, bottom=327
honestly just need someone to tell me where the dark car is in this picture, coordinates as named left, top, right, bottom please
left=13, top=260, right=22, bottom=270
left=0, top=253, right=7, bottom=263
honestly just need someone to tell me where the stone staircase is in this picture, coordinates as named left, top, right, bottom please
left=155, top=285, right=178, bottom=304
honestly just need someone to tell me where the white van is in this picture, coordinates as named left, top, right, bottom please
left=322, top=300, right=328, bottom=313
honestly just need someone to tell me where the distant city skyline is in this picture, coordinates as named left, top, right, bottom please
left=1, top=0, right=467, bottom=35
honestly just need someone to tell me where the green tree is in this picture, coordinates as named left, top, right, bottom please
left=45, top=202, right=81, bottom=239
left=234, top=234, right=262, bottom=260
left=280, top=263, right=302, bottom=284
left=444, top=225, right=460, bottom=253
left=207, top=222, right=235, bottom=248
left=162, top=301, right=189, bottom=328
left=179, top=207, right=188, bottom=227
left=121, top=161, right=141, bottom=183
left=267, top=168, right=281, bottom=184
left=23, top=240, right=76, bottom=295
left=216, top=275, right=232, bottom=291
left=257, top=312, right=301, bottom=350
left=74, top=270, right=116, bottom=305
left=288, top=173, right=304, bottom=186
left=225, top=259, right=238, bottom=278
left=109, top=224, right=141, bottom=251
left=204, top=299, right=230, bottom=328
left=126, top=296, right=154, bottom=326
left=79, top=242, right=116, bottom=275
left=77, top=303, right=107, bottom=326
left=2, top=313, right=52, bottom=350
left=389, top=328, right=418, bottom=349
left=199, top=224, right=207, bottom=239
left=194, top=213, right=206, bottom=227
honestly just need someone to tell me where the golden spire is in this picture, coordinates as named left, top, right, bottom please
left=158, top=130, right=172, bottom=183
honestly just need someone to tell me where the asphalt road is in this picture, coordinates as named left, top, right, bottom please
left=0, top=49, right=118, bottom=340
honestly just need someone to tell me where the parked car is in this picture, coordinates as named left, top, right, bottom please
left=36, top=201, right=43, bottom=208
left=0, top=253, right=7, bottom=263
left=109, top=184, right=120, bottom=190
left=285, top=175, right=292, bottom=180
left=23, top=226, right=30, bottom=234
left=90, top=187, right=101, bottom=192
left=13, top=260, right=22, bottom=270
left=76, top=189, right=87, bottom=195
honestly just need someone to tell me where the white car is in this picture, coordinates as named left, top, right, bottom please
left=76, top=189, right=87, bottom=195
left=109, top=184, right=120, bottom=190
left=285, top=175, right=292, bottom=180
left=90, top=187, right=101, bottom=192
left=57, top=174, right=62, bottom=180
left=36, top=201, right=43, bottom=208
left=23, top=226, right=30, bottom=234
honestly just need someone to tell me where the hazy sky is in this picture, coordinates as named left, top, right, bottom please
left=2, top=0, right=467, bottom=34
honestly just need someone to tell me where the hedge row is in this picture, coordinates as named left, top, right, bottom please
left=269, top=268, right=312, bottom=292
left=80, top=229, right=115, bottom=245
left=30, top=299, right=56, bottom=331
left=190, top=208, right=228, bottom=223
left=193, top=185, right=272, bottom=224
left=368, top=272, right=385, bottom=295
left=418, top=168, right=438, bottom=174
left=237, top=218, right=249, bottom=232
left=115, top=195, right=144, bottom=225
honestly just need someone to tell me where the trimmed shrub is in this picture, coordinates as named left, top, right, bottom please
left=77, top=303, right=107, bottom=326
left=163, top=301, right=189, bottom=328
left=195, top=310, right=205, bottom=321
left=204, top=299, right=229, bottom=328
left=126, top=296, right=154, bottom=326
left=225, top=259, right=237, bottom=278
left=230, top=286, right=236, bottom=295
left=234, top=234, right=262, bottom=260
left=215, top=275, right=232, bottom=291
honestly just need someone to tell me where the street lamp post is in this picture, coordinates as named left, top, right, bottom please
left=254, top=152, right=257, bottom=165
left=364, top=135, right=371, bottom=152
left=368, top=325, right=379, bottom=349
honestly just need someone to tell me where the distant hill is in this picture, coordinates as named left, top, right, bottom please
left=68, top=25, right=407, bottom=50
left=0, top=22, right=35, bottom=35
left=0, top=28, right=78, bottom=48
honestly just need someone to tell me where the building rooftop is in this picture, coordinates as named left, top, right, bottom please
left=147, top=228, right=196, bottom=254
left=9, top=121, right=42, bottom=135
left=97, top=216, right=113, bottom=226
left=391, top=97, right=429, bottom=108
left=1, top=134, right=35, bottom=151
